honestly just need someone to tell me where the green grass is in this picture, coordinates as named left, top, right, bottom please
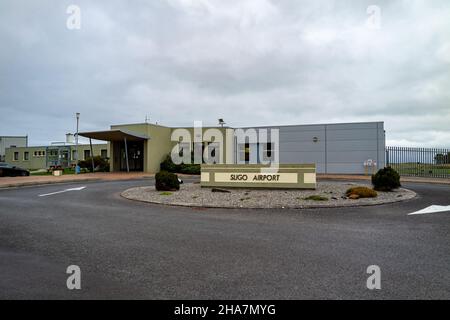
left=30, top=168, right=79, bottom=176
left=389, top=163, right=450, bottom=177
left=301, top=195, right=328, bottom=201
left=159, top=191, right=173, bottom=196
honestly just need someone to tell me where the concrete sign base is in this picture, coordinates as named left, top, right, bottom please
left=200, top=164, right=316, bottom=189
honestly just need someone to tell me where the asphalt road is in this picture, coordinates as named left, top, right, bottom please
left=0, top=178, right=449, bottom=299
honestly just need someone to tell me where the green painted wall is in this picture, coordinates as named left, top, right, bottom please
left=4, top=144, right=108, bottom=170
left=110, top=123, right=173, bottom=173
left=169, top=127, right=231, bottom=165
left=109, top=124, right=233, bottom=173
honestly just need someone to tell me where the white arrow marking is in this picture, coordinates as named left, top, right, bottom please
left=39, top=186, right=86, bottom=197
left=408, top=205, right=450, bottom=215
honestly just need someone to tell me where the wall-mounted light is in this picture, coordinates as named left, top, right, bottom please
left=313, top=137, right=319, bottom=143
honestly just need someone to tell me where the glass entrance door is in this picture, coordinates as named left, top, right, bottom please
left=120, top=141, right=144, bottom=171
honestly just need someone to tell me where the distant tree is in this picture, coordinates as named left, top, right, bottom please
left=435, top=153, right=445, bottom=165
left=434, top=153, right=450, bottom=165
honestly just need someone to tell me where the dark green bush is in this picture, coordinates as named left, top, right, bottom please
left=160, top=155, right=179, bottom=172
left=78, top=156, right=110, bottom=172
left=155, top=171, right=180, bottom=191
left=160, top=155, right=200, bottom=175
left=179, top=164, right=201, bottom=175
left=371, top=167, right=401, bottom=191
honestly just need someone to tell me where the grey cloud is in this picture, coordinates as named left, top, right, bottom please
left=0, top=0, right=449, bottom=147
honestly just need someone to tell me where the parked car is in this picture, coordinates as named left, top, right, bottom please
left=0, top=162, right=30, bottom=177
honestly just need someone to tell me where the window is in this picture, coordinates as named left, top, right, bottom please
left=207, top=142, right=218, bottom=159
left=24, top=151, right=29, bottom=161
left=263, top=142, right=274, bottom=159
left=101, top=149, right=107, bottom=159
left=177, top=143, right=191, bottom=161
left=14, top=152, right=19, bottom=161
left=84, top=150, right=90, bottom=160
left=238, top=143, right=250, bottom=163
left=72, top=150, right=77, bottom=160
left=244, top=143, right=250, bottom=162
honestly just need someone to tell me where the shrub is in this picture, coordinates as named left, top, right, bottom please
left=78, top=156, right=109, bottom=172
left=179, top=164, right=201, bottom=175
left=302, top=195, right=328, bottom=201
left=155, top=171, right=180, bottom=191
left=346, top=186, right=378, bottom=198
left=160, top=155, right=179, bottom=172
left=371, top=167, right=401, bottom=191
left=160, top=155, right=200, bottom=175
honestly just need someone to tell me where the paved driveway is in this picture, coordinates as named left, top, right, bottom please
left=0, top=178, right=449, bottom=299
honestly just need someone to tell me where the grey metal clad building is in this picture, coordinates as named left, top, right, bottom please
left=0, top=136, right=28, bottom=162
left=241, top=122, right=385, bottom=174
left=76, top=120, right=385, bottom=174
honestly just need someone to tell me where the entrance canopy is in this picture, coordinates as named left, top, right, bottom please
left=78, top=129, right=149, bottom=142
left=78, top=129, right=148, bottom=173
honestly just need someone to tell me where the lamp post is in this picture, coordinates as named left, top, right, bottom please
left=75, top=113, right=80, bottom=174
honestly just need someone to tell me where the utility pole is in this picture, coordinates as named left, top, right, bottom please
left=75, top=113, right=80, bottom=174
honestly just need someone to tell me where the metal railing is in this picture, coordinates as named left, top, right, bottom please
left=386, top=146, right=450, bottom=179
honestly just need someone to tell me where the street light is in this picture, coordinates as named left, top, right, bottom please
left=75, top=113, right=80, bottom=174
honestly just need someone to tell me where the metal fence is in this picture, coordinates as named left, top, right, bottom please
left=386, top=146, right=450, bottom=179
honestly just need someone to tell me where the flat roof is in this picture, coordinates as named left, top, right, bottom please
left=5, top=144, right=106, bottom=149
left=109, top=121, right=384, bottom=130
left=79, top=129, right=149, bottom=142
left=0, top=136, right=27, bottom=138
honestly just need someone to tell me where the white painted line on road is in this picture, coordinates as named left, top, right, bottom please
left=38, top=186, right=86, bottom=197
left=408, top=205, right=450, bottom=215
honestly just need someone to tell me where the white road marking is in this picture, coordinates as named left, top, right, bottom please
left=408, top=205, right=450, bottom=215
left=38, top=186, right=86, bottom=197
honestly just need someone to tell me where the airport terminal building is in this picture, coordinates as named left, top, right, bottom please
left=5, top=121, right=385, bottom=173
left=76, top=121, right=385, bottom=174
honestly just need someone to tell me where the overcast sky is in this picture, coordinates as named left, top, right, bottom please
left=0, top=0, right=449, bottom=146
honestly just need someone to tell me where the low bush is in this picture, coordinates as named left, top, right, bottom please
left=155, top=171, right=180, bottom=191
left=160, top=155, right=200, bottom=175
left=372, top=167, right=401, bottom=191
left=78, top=156, right=110, bottom=172
left=160, top=155, right=179, bottom=172
left=179, top=164, right=201, bottom=175
left=346, top=186, right=377, bottom=198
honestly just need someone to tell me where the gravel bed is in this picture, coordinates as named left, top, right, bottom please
left=121, top=181, right=416, bottom=209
